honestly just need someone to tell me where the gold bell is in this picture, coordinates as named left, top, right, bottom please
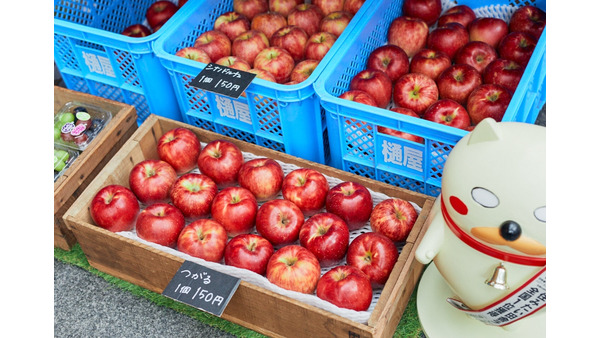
left=485, top=263, right=509, bottom=290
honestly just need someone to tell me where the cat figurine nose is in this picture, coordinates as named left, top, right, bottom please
left=500, top=221, right=521, bottom=241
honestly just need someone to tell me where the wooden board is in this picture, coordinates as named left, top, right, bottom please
left=63, top=114, right=435, bottom=337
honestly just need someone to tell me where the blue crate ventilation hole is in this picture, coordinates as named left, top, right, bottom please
left=314, top=0, right=546, bottom=197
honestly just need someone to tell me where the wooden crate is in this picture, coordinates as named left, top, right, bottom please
left=63, top=115, right=435, bottom=337
left=54, top=86, right=138, bottom=250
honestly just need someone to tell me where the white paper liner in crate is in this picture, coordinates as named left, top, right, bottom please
left=117, top=132, right=422, bottom=324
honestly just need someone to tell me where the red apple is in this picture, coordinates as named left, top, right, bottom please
left=238, top=157, right=284, bottom=201
left=343, top=0, right=366, bottom=15
left=269, top=0, right=303, bottom=17
left=282, top=168, right=329, bottom=216
left=338, top=89, right=377, bottom=107
left=215, top=56, right=252, bottom=71
left=178, top=0, right=188, bottom=8
left=469, top=17, right=509, bottom=49
left=378, top=107, right=424, bottom=143
left=346, top=232, right=399, bottom=287
left=146, top=0, right=178, bottom=30
left=256, top=199, right=305, bottom=246
left=366, top=44, right=409, bottom=83
left=170, top=173, right=218, bottom=219
left=194, top=30, right=232, bottom=65
left=129, top=159, right=177, bottom=204
left=409, top=48, right=452, bottom=81
left=454, top=41, right=498, bottom=73
left=316, top=265, right=373, bottom=311
left=266, top=245, right=321, bottom=294
left=325, top=181, right=373, bottom=231
left=402, top=0, right=442, bottom=26
left=436, top=63, right=482, bottom=106
left=251, top=11, right=288, bottom=40
left=299, top=212, right=349, bottom=267
left=197, top=139, right=244, bottom=188
left=224, top=234, right=274, bottom=275
left=313, top=0, right=344, bottom=16
left=437, top=4, right=476, bottom=28
left=136, top=203, right=185, bottom=247
left=157, top=127, right=201, bottom=175
left=427, top=22, right=469, bottom=60
left=254, top=46, right=295, bottom=84
left=509, top=5, right=546, bottom=40
left=497, top=31, right=537, bottom=68
left=305, top=31, right=336, bottom=62
left=214, top=11, right=251, bottom=41
left=121, top=24, right=152, bottom=37
left=466, top=83, right=512, bottom=124
left=287, top=3, right=324, bottom=37
left=248, top=68, right=277, bottom=82
left=387, top=16, right=428, bottom=58
left=370, top=198, right=418, bottom=242
left=423, top=99, right=471, bottom=130
left=177, top=219, right=228, bottom=262
left=270, top=25, right=308, bottom=62
left=175, top=46, right=212, bottom=63
left=290, top=59, right=319, bottom=83
left=393, top=72, right=439, bottom=115
left=211, top=186, right=258, bottom=236
left=349, top=69, right=392, bottom=109
left=90, top=185, right=140, bottom=232
left=482, top=58, right=524, bottom=94
left=233, top=0, right=269, bottom=20
left=232, top=30, right=270, bottom=66
left=320, top=11, right=352, bottom=38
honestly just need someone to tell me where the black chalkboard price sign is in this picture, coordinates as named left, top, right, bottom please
left=190, top=63, right=257, bottom=99
left=162, top=260, right=241, bottom=316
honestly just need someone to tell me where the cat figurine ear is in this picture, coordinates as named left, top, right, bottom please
left=467, top=118, right=501, bottom=145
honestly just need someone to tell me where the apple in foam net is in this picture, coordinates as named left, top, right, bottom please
left=282, top=168, right=330, bottom=216
left=393, top=72, right=439, bottom=115
left=90, top=185, right=140, bottom=233
left=320, top=11, right=352, bottom=38
left=224, top=234, right=274, bottom=275
left=338, top=89, right=377, bottom=107
left=344, top=0, right=366, bottom=15
left=233, top=0, right=269, bottom=20
left=211, top=186, right=258, bottom=236
left=325, top=181, right=373, bottom=231
left=197, top=139, right=244, bottom=188
left=136, top=203, right=185, bottom=248
left=290, top=59, right=319, bottom=83
left=454, top=41, right=498, bottom=74
left=436, top=63, right=482, bottom=106
left=254, top=47, right=295, bottom=84
left=177, top=219, right=228, bottom=262
left=175, top=46, right=212, bottom=63
left=366, top=44, right=409, bottom=83
left=369, top=198, right=418, bottom=242
left=349, top=69, right=392, bottom=109
left=497, top=31, right=537, bottom=68
left=427, top=22, right=469, bottom=61
left=256, top=199, right=305, bottom=246
left=482, top=58, right=524, bottom=94
left=377, top=107, right=424, bottom=144
left=215, top=56, right=252, bottom=71
left=237, top=157, right=284, bottom=201
left=269, top=0, right=303, bottom=17
left=316, top=265, right=373, bottom=311
left=346, top=232, right=399, bottom=287
left=232, top=30, right=270, bottom=66
left=402, top=0, right=442, bottom=26
left=146, top=0, right=178, bottom=30
left=466, top=83, right=512, bottom=124
left=214, top=11, right=251, bottom=41
left=287, top=3, right=324, bottom=37
left=409, top=48, right=452, bottom=81
left=129, top=159, right=177, bottom=204
left=469, top=17, right=509, bottom=49
left=387, top=16, right=428, bottom=58
left=266, top=245, right=321, bottom=294
left=423, top=99, right=471, bottom=130
left=170, top=173, right=218, bottom=219
left=305, top=31, right=337, bottom=62
left=509, top=5, right=546, bottom=40
left=157, top=127, right=201, bottom=175
left=194, top=30, right=232, bottom=67
left=270, top=25, right=308, bottom=63
left=121, top=24, right=152, bottom=37
left=251, top=11, right=287, bottom=40
left=437, top=4, right=476, bottom=28
left=299, top=212, right=350, bottom=267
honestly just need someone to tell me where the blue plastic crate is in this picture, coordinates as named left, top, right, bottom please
left=314, top=0, right=546, bottom=197
left=153, top=0, right=374, bottom=164
left=54, top=0, right=186, bottom=125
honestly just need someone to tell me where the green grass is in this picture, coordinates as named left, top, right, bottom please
left=55, top=245, right=423, bottom=337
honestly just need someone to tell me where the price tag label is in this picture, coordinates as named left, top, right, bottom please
left=162, top=260, right=241, bottom=317
left=190, top=63, right=256, bottom=99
